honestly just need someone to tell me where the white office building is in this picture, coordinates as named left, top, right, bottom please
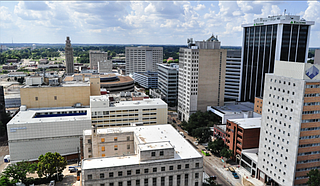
left=225, top=50, right=241, bottom=101
left=7, top=107, right=91, bottom=162
left=157, top=63, right=179, bottom=105
left=81, top=124, right=203, bottom=186
left=125, top=46, right=163, bottom=75
left=257, top=60, right=320, bottom=185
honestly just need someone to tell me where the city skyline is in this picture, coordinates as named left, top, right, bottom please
left=1, top=1, right=319, bottom=47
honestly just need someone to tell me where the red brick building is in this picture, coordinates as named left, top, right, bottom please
left=225, top=117, right=261, bottom=163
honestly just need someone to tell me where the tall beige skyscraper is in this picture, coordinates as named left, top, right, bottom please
left=65, top=36, right=74, bottom=75
left=178, top=36, right=227, bottom=121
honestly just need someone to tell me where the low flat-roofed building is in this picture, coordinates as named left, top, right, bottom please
left=226, top=117, right=261, bottom=163
left=90, top=95, right=167, bottom=128
left=7, top=107, right=91, bottom=162
left=207, top=101, right=261, bottom=124
left=82, top=124, right=203, bottom=186
left=134, top=71, right=158, bottom=89
left=241, top=148, right=258, bottom=178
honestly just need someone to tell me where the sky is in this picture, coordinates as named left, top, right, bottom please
left=0, top=1, right=320, bottom=47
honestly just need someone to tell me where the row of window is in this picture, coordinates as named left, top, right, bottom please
left=261, top=164, right=286, bottom=183
left=304, top=102, right=320, bottom=106
left=306, top=84, right=320, bottom=88
left=296, top=165, right=320, bottom=172
left=87, top=167, right=200, bottom=180
left=91, top=176, right=199, bottom=186
left=268, top=94, right=295, bottom=104
left=300, top=127, right=320, bottom=131
left=270, top=79, right=295, bottom=87
left=304, top=93, right=320, bottom=97
left=300, top=135, right=320, bottom=140
left=299, top=143, right=320, bottom=148
left=269, top=86, right=295, bottom=95
left=297, top=158, right=320, bottom=164
left=298, top=150, right=320, bottom=156
left=302, top=110, right=320, bottom=114
left=302, top=119, right=320, bottom=123
left=266, top=103, right=294, bottom=112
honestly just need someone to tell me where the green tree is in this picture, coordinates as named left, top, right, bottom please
left=192, top=127, right=211, bottom=143
left=208, top=138, right=226, bottom=154
left=2, top=161, right=36, bottom=184
left=220, top=148, right=233, bottom=160
left=37, top=152, right=67, bottom=178
left=174, top=59, right=179, bottom=63
left=163, top=59, right=167, bottom=63
left=307, top=169, right=320, bottom=186
left=0, top=174, right=13, bottom=186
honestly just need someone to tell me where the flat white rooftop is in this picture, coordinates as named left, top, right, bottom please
left=229, top=117, right=261, bottom=129
left=82, top=124, right=202, bottom=170
left=211, top=102, right=257, bottom=114
left=8, top=107, right=91, bottom=125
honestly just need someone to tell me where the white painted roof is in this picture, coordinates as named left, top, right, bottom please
left=228, top=117, right=261, bottom=129
left=91, top=95, right=166, bottom=107
left=82, top=124, right=202, bottom=170
left=241, top=148, right=259, bottom=163
left=7, top=107, right=91, bottom=125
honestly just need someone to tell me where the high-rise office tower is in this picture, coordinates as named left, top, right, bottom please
left=65, top=36, right=74, bottom=75
left=125, top=46, right=163, bottom=75
left=178, top=36, right=226, bottom=121
left=239, top=15, right=314, bottom=102
left=257, top=60, right=320, bottom=185
left=89, top=50, right=109, bottom=71
left=225, top=50, right=242, bottom=101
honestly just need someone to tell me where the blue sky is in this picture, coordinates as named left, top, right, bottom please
left=0, top=1, right=319, bottom=47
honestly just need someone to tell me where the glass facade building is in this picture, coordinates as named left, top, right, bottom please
left=239, top=15, right=314, bottom=102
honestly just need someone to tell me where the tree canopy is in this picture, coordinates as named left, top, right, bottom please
left=307, top=169, right=320, bottom=186
left=2, top=161, right=36, bottom=184
left=208, top=138, right=226, bottom=154
left=37, top=152, right=67, bottom=178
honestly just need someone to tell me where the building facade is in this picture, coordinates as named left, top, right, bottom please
left=81, top=124, right=203, bottom=186
left=134, top=72, right=158, bottom=89
left=125, top=46, right=163, bottom=75
left=7, top=107, right=91, bottom=162
left=65, top=36, right=74, bottom=75
left=90, top=95, right=167, bottom=128
left=239, top=15, right=314, bottom=102
left=225, top=117, right=261, bottom=163
left=257, top=61, right=320, bottom=185
left=178, top=36, right=227, bottom=121
left=158, top=63, right=179, bottom=105
left=254, top=97, right=263, bottom=114
left=89, top=50, right=110, bottom=71
left=225, top=50, right=241, bottom=101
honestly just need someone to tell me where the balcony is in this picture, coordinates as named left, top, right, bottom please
left=237, top=137, right=242, bottom=143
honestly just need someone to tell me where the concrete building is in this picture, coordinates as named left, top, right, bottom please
left=157, top=63, right=179, bottom=105
left=213, top=124, right=227, bottom=142
left=99, top=74, right=134, bottom=93
left=90, top=95, right=167, bottom=128
left=65, top=36, right=74, bottom=75
left=314, top=49, right=320, bottom=65
left=239, top=15, right=314, bottom=102
left=226, top=117, right=261, bottom=163
left=207, top=102, right=261, bottom=124
left=178, top=35, right=227, bottom=121
left=125, top=46, right=163, bottom=75
left=241, top=148, right=259, bottom=178
left=134, top=71, right=158, bottom=89
left=20, top=76, right=96, bottom=108
left=257, top=60, right=320, bottom=185
left=225, top=50, right=241, bottom=101
left=81, top=124, right=203, bottom=186
left=7, top=107, right=91, bottom=162
left=89, top=50, right=109, bottom=71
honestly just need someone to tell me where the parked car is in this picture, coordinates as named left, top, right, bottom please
left=233, top=173, right=239, bottom=179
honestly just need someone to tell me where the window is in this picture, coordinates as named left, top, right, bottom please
left=100, top=173, right=104, bottom=179
left=153, top=167, right=157, bottom=172
left=100, top=184, right=105, bottom=186
left=127, top=181, right=131, bottom=186
left=109, top=172, right=113, bottom=177
left=178, top=165, right=181, bottom=169
left=127, top=136, right=130, bottom=141
left=195, top=173, right=199, bottom=178
left=185, top=164, right=189, bottom=168
left=54, top=96, right=57, bottom=100
left=169, top=176, right=173, bottom=186
left=195, top=163, right=199, bottom=168
left=195, top=182, right=199, bottom=186
left=185, top=174, right=189, bottom=185
left=144, top=179, right=148, bottom=186
left=151, top=152, right=156, bottom=157
left=136, top=169, right=140, bottom=174
left=114, top=145, right=118, bottom=150
left=136, top=180, right=140, bottom=186
left=127, top=145, right=130, bottom=149
left=101, top=138, right=105, bottom=142
left=114, top=137, right=117, bottom=141
left=102, top=146, right=105, bottom=151
left=169, top=166, right=173, bottom=170
left=161, top=177, right=165, bottom=186
left=127, top=170, right=131, bottom=176
left=161, top=167, right=165, bottom=171
left=118, top=182, right=122, bottom=186
left=87, top=174, right=92, bottom=180
left=88, top=148, right=91, bottom=153
left=153, top=178, right=157, bottom=186
left=110, top=183, right=114, bottom=186
left=144, top=169, right=149, bottom=173
left=118, top=171, right=122, bottom=176
left=88, top=139, right=92, bottom=143
left=160, top=151, right=164, bottom=156
left=177, top=175, right=181, bottom=186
